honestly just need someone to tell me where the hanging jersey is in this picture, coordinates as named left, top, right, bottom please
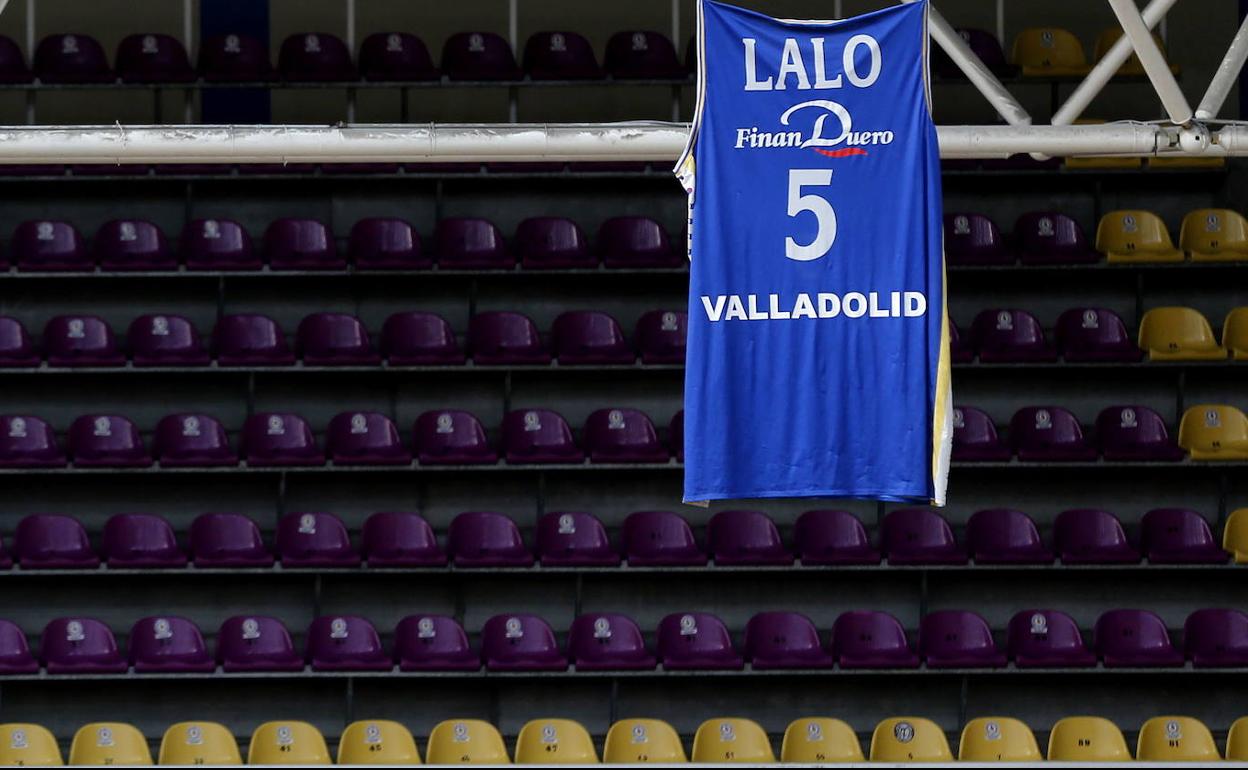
left=676, top=0, right=950, bottom=505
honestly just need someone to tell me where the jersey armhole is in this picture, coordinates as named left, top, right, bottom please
left=673, top=0, right=708, bottom=180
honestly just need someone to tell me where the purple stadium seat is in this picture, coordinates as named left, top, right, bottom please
left=199, top=33, right=273, bottom=82
left=128, top=315, right=210, bottom=367
left=182, top=219, right=260, bottom=271
left=831, top=611, right=919, bottom=669
left=265, top=219, right=343, bottom=270
left=657, top=612, right=743, bottom=670
left=14, top=514, right=98, bottom=569
left=0, top=415, right=64, bottom=467
left=1184, top=608, right=1248, bottom=667
left=1094, top=609, right=1183, bottom=667
left=394, top=615, right=479, bottom=671
left=599, top=217, right=678, bottom=268
left=744, top=611, right=833, bottom=669
left=966, top=508, right=1052, bottom=564
left=1055, top=509, right=1139, bottom=564
left=327, top=411, right=410, bottom=466
left=524, top=31, right=600, bottom=79
left=1056, top=308, right=1143, bottom=362
left=708, top=509, right=791, bottom=566
left=102, top=513, right=186, bottom=568
left=279, top=33, right=355, bottom=82
left=44, top=315, right=124, bottom=367
left=636, top=310, right=687, bottom=364
left=881, top=508, right=965, bottom=565
left=1009, top=406, right=1098, bottom=461
left=359, top=32, right=438, bottom=81
left=933, top=28, right=1015, bottom=78
left=154, top=413, right=235, bottom=467
left=501, top=409, right=582, bottom=463
left=949, top=319, right=974, bottom=363
left=971, top=309, right=1057, bottom=362
left=361, top=512, right=445, bottom=567
left=516, top=217, right=595, bottom=269
left=1007, top=609, right=1095, bottom=668
left=569, top=613, right=654, bottom=670
left=41, top=618, right=126, bottom=673
left=442, top=32, right=520, bottom=81
left=116, top=33, right=195, bottom=83
left=605, top=31, right=684, bottom=79
left=622, top=510, right=705, bottom=566
left=1015, top=212, right=1099, bottom=265
left=95, top=219, right=174, bottom=271
left=413, top=410, right=496, bottom=465
left=919, top=610, right=1006, bottom=668
left=129, top=617, right=213, bottom=672
left=33, top=34, right=112, bottom=83
left=469, top=312, right=549, bottom=365
left=212, top=314, right=295, bottom=366
left=0, top=318, right=38, bottom=367
left=482, top=614, right=566, bottom=671
left=349, top=218, right=429, bottom=270
left=0, top=620, right=37, bottom=673
left=306, top=616, right=390, bottom=671
left=448, top=511, right=532, bottom=567
left=944, top=213, right=1011, bottom=265
left=1140, top=508, right=1227, bottom=563
left=276, top=512, right=359, bottom=568
left=1096, top=405, right=1184, bottom=461
left=553, top=312, right=634, bottom=365
left=794, top=509, right=879, bottom=565
left=67, top=415, right=150, bottom=467
left=189, top=513, right=274, bottom=568
left=0, top=539, right=9, bottom=569
left=13, top=220, right=89, bottom=272
left=952, top=406, right=1011, bottom=461
left=537, top=511, right=618, bottom=566
left=0, top=36, right=31, bottom=84
left=434, top=218, right=514, bottom=269
left=381, top=312, right=463, bottom=365
left=217, top=616, right=303, bottom=672
left=297, top=313, right=379, bottom=365
left=670, top=410, right=684, bottom=462
left=583, top=408, right=667, bottom=463
left=240, top=413, right=322, bottom=466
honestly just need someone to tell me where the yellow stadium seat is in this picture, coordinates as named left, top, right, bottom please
left=1226, top=716, right=1248, bottom=760
left=1012, top=28, right=1090, bottom=76
left=1223, top=307, right=1248, bottom=359
left=1147, top=156, right=1226, bottom=169
left=1064, top=120, right=1141, bottom=169
left=958, top=717, right=1041, bottom=762
left=1181, top=209, right=1248, bottom=262
left=780, top=718, right=863, bottom=763
left=514, top=719, right=596, bottom=764
left=338, top=720, right=421, bottom=765
left=869, top=717, right=952, bottom=762
left=691, top=718, right=775, bottom=763
left=1137, top=716, right=1220, bottom=761
left=1224, top=508, right=1248, bottom=563
left=158, top=722, right=240, bottom=765
left=424, top=720, right=509, bottom=765
left=1179, top=404, right=1248, bottom=460
left=0, top=723, right=63, bottom=766
left=1097, top=210, right=1183, bottom=263
left=1047, top=716, right=1131, bottom=761
left=1138, top=307, right=1226, bottom=360
left=1093, top=27, right=1179, bottom=76
left=68, top=723, right=151, bottom=766
left=247, top=721, right=329, bottom=765
left=603, top=719, right=686, bottom=763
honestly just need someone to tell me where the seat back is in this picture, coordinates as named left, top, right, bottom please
left=116, top=33, right=193, bottom=82
left=41, top=617, right=124, bottom=672
left=1180, top=208, right=1248, bottom=257
left=708, top=509, right=789, bottom=565
left=657, top=612, right=740, bottom=669
left=469, top=312, right=547, bottom=364
left=153, top=413, right=233, bottom=466
left=636, top=310, right=687, bottom=363
left=278, top=32, right=354, bottom=81
left=181, top=218, right=256, bottom=268
left=501, top=409, right=580, bottom=462
left=553, top=312, right=631, bottom=364
left=523, top=31, right=600, bottom=79
left=1009, top=406, right=1093, bottom=458
left=129, top=315, right=208, bottom=365
left=434, top=217, right=511, bottom=267
left=69, top=723, right=151, bottom=765
left=536, top=511, right=616, bottom=566
left=297, top=313, right=377, bottom=364
left=425, top=720, right=508, bottom=764
left=327, top=411, right=408, bottom=464
left=0, top=415, right=62, bottom=466
left=1136, top=717, right=1219, bottom=761
left=780, top=718, right=861, bottom=762
left=514, top=719, right=597, bottom=763
left=248, top=721, right=330, bottom=765
left=600, top=216, right=675, bottom=267
left=1184, top=608, right=1248, bottom=666
left=212, top=314, right=293, bottom=364
left=441, top=32, right=519, bottom=80
left=1015, top=211, right=1096, bottom=263
left=691, top=718, right=774, bottom=763
left=199, top=33, right=271, bottom=81
left=359, top=32, right=437, bottom=81
left=394, top=614, right=477, bottom=670
left=516, top=217, right=591, bottom=267
left=159, top=722, right=242, bottom=765
left=1141, top=508, right=1223, bottom=562
left=1054, top=508, right=1137, bottom=564
left=605, top=31, right=683, bottom=79
left=0, top=620, right=36, bottom=673
left=951, top=405, right=1008, bottom=459
left=481, top=614, right=563, bottom=670
left=567, top=613, right=652, bottom=670
left=102, top=512, right=184, bottom=567
left=1223, top=307, right=1248, bottom=359
left=604, top=718, right=686, bottom=763
left=129, top=616, right=211, bottom=671
left=338, top=720, right=420, bottom=765
left=413, top=409, right=495, bottom=463
left=16, top=514, right=96, bottom=568
left=34, top=33, right=111, bottom=82
left=958, top=717, right=1040, bottom=761
left=44, top=315, right=122, bottom=366
left=1138, top=307, right=1223, bottom=359
left=276, top=512, right=356, bottom=565
left=1047, top=716, right=1130, bottom=761
left=0, top=318, right=37, bottom=366
left=362, top=511, right=443, bottom=566
left=1179, top=404, right=1248, bottom=456
left=217, top=616, right=301, bottom=671
left=305, top=616, right=388, bottom=670
left=1227, top=716, right=1248, bottom=760
left=831, top=611, right=916, bottom=667
left=1096, top=405, right=1179, bottom=459
left=265, top=218, right=339, bottom=268
left=1096, top=210, right=1180, bottom=260
left=743, top=611, right=828, bottom=668
left=971, top=309, right=1051, bottom=361
left=1011, top=27, right=1088, bottom=72
left=794, top=509, right=876, bottom=564
left=880, top=508, right=962, bottom=564
left=382, top=312, right=461, bottom=364
left=1057, top=308, right=1138, bottom=360
left=1007, top=609, right=1092, bottom=666
left=1094, top=609, right=1179, bottom=664
left=349, top=217, right=425, bottom=267
left=448, top=511, right=531, bottom=566
left=13, top=220, right=88, bottom=270
left=919, top=610, right=1002, bottom=666
left=869, top=717, right=952, bottom=762
left=94, top=219, right=171, bottom=267
left=189, top=512, right=271, bottom=567
left=966, top=508, right=1049, bottom=563
left=944, top=213, right=1008, bottom=264
left=1225, top=507, right=1248, bottom=563
left=582, top=408, right=664, bottom=462
left=0, top=36, right=30, bottom=83
left=0, top=724, right=62, bottom=766
left=241, top=413, right=320, bottom=464
left=622, top=510, right=704, bottom=565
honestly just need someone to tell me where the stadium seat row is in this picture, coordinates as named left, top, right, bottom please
left=0, top=216, right=684, bottom=271
left=933, top=25, right=1177, bottom=79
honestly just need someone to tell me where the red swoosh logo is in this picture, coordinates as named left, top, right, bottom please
left=813, top=148, right=868, bottom=158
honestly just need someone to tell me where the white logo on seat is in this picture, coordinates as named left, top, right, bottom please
left=958, top=30, right=971, bottom=42
left=631, top=32, right=648, bottom=52
left=267, top=416, right=285, bottom=435
left=1040, top=30, right=1055, bottom=48
left=1120, top=408, right=1137, bottom=428
left=995, top=311, right=1013, bottom=331
left=36, top=222, right=55, bottom=241
left=631, top=724, right=648, bottom=744
left=153, top=618, right=173, bottom=640
left=550, top=33, right=567, bottom=52
left=330, top=618, right=349, bottom=639
left=985, top=721, right=1001, bottom=740
left=95, top=727, right=113, bottom=747
left=1165, top=720, right=1182, bottom=740
left=365, top=724, right=382, bottom=744
left=10, top=729, right=27, bottom=749
left=1081, top=309, right=1099, bottom=329
left=806, top=722, right=823, bottom=742
left=1122, top=214, right=1137, bottom=233
left=557, top=513, right=576, bottom=534
left=350, top=413, right=369, bottom=434
left=953, top=215, right=971, bottom=235
left=436, top=413, right=455, bottom=434
left=66, top=620, right=85, bottom=641
left=452, top=723, right=470, bottom=743
left=660, top=312, right=678, bottom=331
left=67, top=318, right=86, bottom=339
left=541, top=724, right=558, bottom=744
left=417, top=617, right=436, bottom=638
left=151, top=316, right=170, bottom=336
left=276, top=726, right=293, bottom=746
left=1037, top=217, right=1055, bottom=236
left=467, top=34, right=485, bottom=53
left=241, top=618, right=260, bottom=640
left=1206, top=213, right=1221, bottom=232
left=61, top=35, right=79, bottom=55
left=1030, top=613, right=1048, bottom=635
left=607, top=410, right=626, bottom=430
left=1206, top=409, right=1221, bottom=428
left=298, top=514, right=317, bottom=534
left=119, top=222, right=138, bottom=242
left=523, top=411, right=542, bottom=432
left=224, top=35, right=241, bottom=54
left=504, top=617, right=524, bottom=638
left=186, top=725, right=203, bottom=745
left=1035, top=409, right=1052, bottom=430
left=894, top=722, right=915, bottom=743
left=93, top=416, right=112, bottom=437
left=719, top=722, right=736, bottom=742
left=304, top=34, right=321, bottom=53
left=8, top=417, right=26, bottom=438
left=203, top=220, right=221, bottom=239
left=386, top=34, right=403, bottom=52
left=679, top=614, right=698, bottom=636
left=952, top=409, right=964, bottom=430
left=593, top=617, right=612, bottom=639
left=142, top=35, right=159, bottom=54
left=182, top=416, right=201, bottom=437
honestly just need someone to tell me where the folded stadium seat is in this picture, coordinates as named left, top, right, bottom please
left=1097, top=210, right=1183, bottom=263
left=348, top=217, right=428, bottom=270
left=948, top=319, right=974, bottom=362
left=622, top=510, right=705, bottom=566
left=636, top=310, right=687, bottom=364
left=600, top=216, right=679, bottom=268
left=0, top=36, right=31, bottom=83
left=1046, top=716, right=1131, bottom=761
left=1055, top=308, right=1142, bottom=362
left=128, top=616, right=213, bottom=672
left=831, top=611, right=919, bottom=668
left=605, top=719, right=687, bottom=763
left=394, top=614, right=479, bottom=671
left=33, top=34, right=112, bottom=83
left=276, top=512, right=359, bottom=567
left=658, top=612, right=742, bottom=670
left=516, top=217, right=595, bottom=269
left=248, top=722, right=330, bottom=765
left=359, top=32, right=438, bottom=80
left=1138, top=307, right=1226, bottom=360
left=199, top=33, right=274, bottom=81
left=1007, top=609, right=1096, bottom=667
left=217, top=616, right=302, bottom=671
left=265, top=219, right=344, bottom=270
left=481, top=613, right=565, bottom=671
left=1225, top=307, right=1248, bottom=359
left=1180, top=209, right=1248, bottom=261
left=782, top=718, right=863, bottom=763
left=14, top=514, right=97, bottom=569
left=128, top=314, right=210, bottom=367
left=278, top=32, right=355, bottom=81
left=1137, top=717, right=1219, bottom=761
left=69, top=724, right=150, bottom=766
left=426, top=720, right=508, bottom=765
left=919, top=610, right=1006, bottom=668
left=793, top=509, right=879, bottom=565
left=1014, top=211, right=1100, bottom=265
left=361, top=512, right=445, bottom=567
left=95, top=219, right=175, bottom=271
left=469, top=312, right=549, bottom=365
left=159, top=722, right=242, bottom=766
left=189, top=513, right=274, bottom=568
left=115, top=33, right=195, bottom=83
left=708, top=509, right=791, bottom=566
left=442, top=31, right=520, bottom=80
left=744, top=611, right=833, bottom=669
left=448, top=511, right=532, bottom=567
left=515, top=719, right=597, bottom=764
left=241, top=413, right=323, bottom=466
left=1094, top=609, right=1183, bottom=667
left=951, top=406, right=1011, bottom=461
left=212, top=314, right=295, bottom=366
left=1178, top=404, right=1248, bottom=459
left=524, top=31, right=601, bottom=80
left=554, top=311, right=633, bottom=364
left=1095, top=405, right=1184, bottom=461
left=305, top=616, right=390, bottom=671
left=966, top=508, right=1052, bottom=564
left=869, top=717, right=952, bottom=762
left=326, top=411, right=410, bottom=466
left=413, top=409, right=496, bottom=464
left=1095, top=27, right=1179, bottom=76
left=297, top=313, right=380, bottom=366
left=41, top=618, right=126, bottom=673
left=0, top=620, right=38, bottom=673
left=536, top=511, right=618, bottom=566
left=670, top=410, right=684, bottom=462
left=881, top=508, right=965, bottom=565
left=154, top=413, right=235, bottom=467
left=102, top=513, right=186, bottom=568
left=68, top=414, right=150, bottom=467
left=959, top=717, right=1041, bottom=762
left=944, top=213, right=1011, bottom=265
left=0, top=725, right=60, bottom=767
left=43, top=315, right=124, bottom=367
left=1011, top=27, right=1090, bottom=76
left=1141, top=508, right=1227, bottom=563
left=13, top=220, right=90, bottom=272
left=605, top=30, right=684, bottom=79
left=501, top=408, right=582, bottom=463
left=568, top=613, right=654, bottom=670
left=1184, top=608, right=1248, bottom=667
left=434, top=218, right=514, bottom=269
left=338, top=721, right=420, bottom=765
left=0, top=415, right=63, bottom=467
left=970, top=309, right=1057, bottom=362
left=932, top=28, right=1016, bottom=78
left=182, top=218, right=260, bottom=270
left=1055, top=508, right=1139, bottom=564
left=583, top=408, right=667, bottom=463
left=0, top=318, right=38, bottom=367
left=1009, top=406, right=1098, bottom=461
left=381, top=312, right=463, bottom=365
left=690, top=718, right=774, bottom=763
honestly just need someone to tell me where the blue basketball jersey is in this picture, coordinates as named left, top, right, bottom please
left=676, top=0, right=951, bottom=505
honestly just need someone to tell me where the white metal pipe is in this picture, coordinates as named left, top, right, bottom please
left=1196, top=14, right=1248, bottom=120
left=1106, top=0, right=1192, bottom=124
left=0, top=1, right=11, bottom=18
